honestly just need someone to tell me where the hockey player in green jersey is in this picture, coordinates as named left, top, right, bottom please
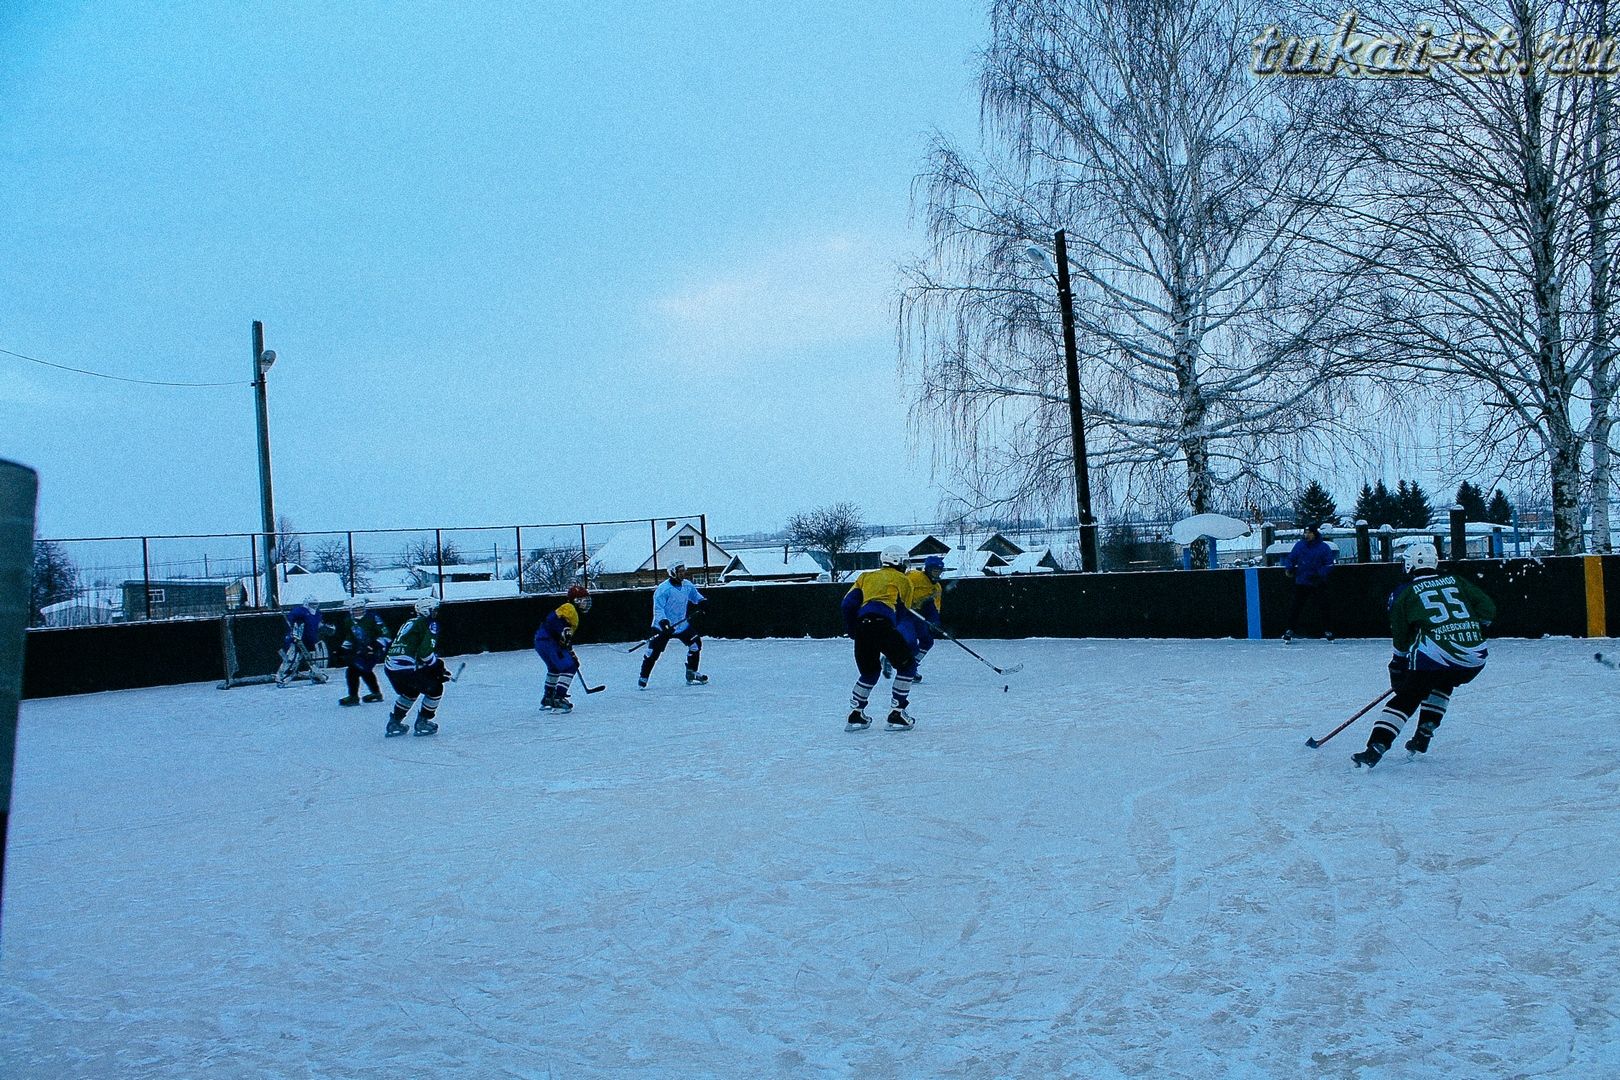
left=1353, top=543, right=1497, bottom=768
left=382, top=596, right=450, bottom=737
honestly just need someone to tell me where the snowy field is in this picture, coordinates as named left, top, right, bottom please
left=3, top=636, right=1618, bottom=1078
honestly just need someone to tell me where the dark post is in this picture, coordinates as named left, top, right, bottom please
left=1377, top=525, right=1394, bottom=563
left=1449, top=505, right=1467, bottom=561
left=1053, top=230, right=1099, bottom=572
left=579, top=524, right=588, bottom=588
left=0, top=459, right=40, bottom=932
left=142, top=536, right=153, bottom=621
left=649, top=519, right=660, bottom=578
left=1260, top=522, right=1276, bottom=565
left=434, top=529, right=445, bottom=601
left=1355, top=519, right=1371, bottom=563
left=514, top=526, right=524, bottom=591
left=249, top=534, right=260, bottom=608
left=346, top=531, right=356, bottom=598
left=251, top=321, right=280, bottom=608
left=700, top=514, right=711, bottom=584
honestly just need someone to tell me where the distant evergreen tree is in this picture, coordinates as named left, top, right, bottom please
left=1352, top=482, right=1378, bottom=524
left=1395, top=480, right=1434, bottom=528
left=1291, top=481, right=1337, bottom=528
left=1487, top=489, right=1514, bottom=525
left=1356, top=480, right=1399, bottom=527
left=1455, top=481, right=1489, bottom=521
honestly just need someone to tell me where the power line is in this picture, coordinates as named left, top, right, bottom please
left=0, top=346, right=240, bottom=388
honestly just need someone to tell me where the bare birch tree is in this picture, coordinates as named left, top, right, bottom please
left=900, top=0, right=1366, bottom=538
left=1321, top=0, right=1617, bottom=554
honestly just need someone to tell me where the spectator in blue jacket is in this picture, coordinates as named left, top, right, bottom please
left=1283, top=523, right=1336, bottom=642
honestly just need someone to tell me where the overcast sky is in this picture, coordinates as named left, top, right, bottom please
left=1, top=2, right=985, bottom=539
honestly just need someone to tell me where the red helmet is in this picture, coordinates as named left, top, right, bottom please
left=567, top=584, right=590, bottom=601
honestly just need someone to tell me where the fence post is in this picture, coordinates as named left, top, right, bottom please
left=649, top=518, right=660, bottom=581
left=1491, top=526, right=1503, bottom=557
left=515, top=526, right=524, bottom=591
left=434, top=529, right=445, bottom=601
left=347, top=531, right=356, bottom=598
left=1449, top=505, right=1467, bottom=561
left=1260, top=522, right=1275, bottom=565
left=249, top=534, right=261, bottom=608
left=142, top=536, right=153, bottom=621
left=1377, top=525, right=1394, bottom=563
left=700, top=514, right=711, bottom=584
left=1354, top=519, right=1371, bottom=563
left=579, top=524, right=588, bottom=588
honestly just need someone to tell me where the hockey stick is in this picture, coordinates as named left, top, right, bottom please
left=932, top=626, right=1024, bottom=676
left=446, top=661, right=467, bottom=683
left=1597, top=652, right=1618, bottom=670
left=573, top=659, right=606, bottom=694
left=1305, top=688, right=1395, bottom=748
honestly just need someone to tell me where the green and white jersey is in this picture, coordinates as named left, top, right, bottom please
left=385, top=615, right=438, bottom=671
left=1389, top=573, right=1497, bottom=671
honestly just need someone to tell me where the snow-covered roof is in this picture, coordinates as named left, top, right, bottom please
left=440, top=579, right=521, bottom=600
left=722, top=547, right=829, bottom=579
left=590, top=523, right=730, bottom=574
left=854, top=534, right=950, bottom=556
left=994, top=548, right=1061, bottom=574
left=276, top=572, right=349, bottom=607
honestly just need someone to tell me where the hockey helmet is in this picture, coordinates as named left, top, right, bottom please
left=568, top=583, right=593, bottom=611
left=923, top=555, right=945, bottom=579
left=1402, top=543, right=1440, bottom=574
left=347, top=597, right=368, bottom=615
left=880, top=545, right=908, bottom=569
left=668, top=562, right=687, bottom=582
left=414, top=596, right=440, bottom=617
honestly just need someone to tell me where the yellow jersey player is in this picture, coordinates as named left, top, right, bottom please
left=840, top=546, right=919, bottom=731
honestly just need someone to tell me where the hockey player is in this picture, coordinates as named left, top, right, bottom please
left=276, top=603, right=328, bottom=687
left=886, top=554, right=944, bottom=682
left=534, top=584, right=591, bottom=712
left=1353, top=543, right=1496, bottom=768
left=638, top=562, right=708, bottom=688
left=337, top=598, right=391, bottom=707
left=382, top=596, right=450, bottom=737
left=1282, top=524, right=1336, bottom=642
left=840, top=545, right=919, bottom=731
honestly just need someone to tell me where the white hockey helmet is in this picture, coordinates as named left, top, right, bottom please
left=668, top=562, right=687, bottom=581
left=1403, top=543, right=1440, bottom=574
left=347, top=597, right=368, bottom=615
left=880, top=545, right=908, bottom=569
left=414, top=596, right=441, bottom=617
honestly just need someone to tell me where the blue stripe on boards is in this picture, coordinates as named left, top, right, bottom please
left=1244, top=567, right=1262, bottom=639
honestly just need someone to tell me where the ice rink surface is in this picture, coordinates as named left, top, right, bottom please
left=3, top=636, right=1618, bottom=1078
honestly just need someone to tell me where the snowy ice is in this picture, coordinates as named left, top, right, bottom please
left=3, top=637, right=1618, bottom=1077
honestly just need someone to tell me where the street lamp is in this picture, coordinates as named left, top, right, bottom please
left=251, top=320, right=280, bottom=608
left=1026, top=229, right=1100, bottom=573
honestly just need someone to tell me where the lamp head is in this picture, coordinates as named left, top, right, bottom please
left=1024, top=244, right=1057, bottom=275
left=258, top=349, right=277, bottom=374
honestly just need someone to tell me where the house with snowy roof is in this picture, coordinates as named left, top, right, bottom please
left=589, top=521, right=731, bottom=589
left=719, top=547, right=831, bottom=584
left=839, top=534, right=951, bottom=574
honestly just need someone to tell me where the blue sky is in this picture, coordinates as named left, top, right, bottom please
left=0, top=2, right=984, bottom=538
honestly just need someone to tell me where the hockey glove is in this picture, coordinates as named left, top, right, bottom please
left=1387, top=654, right=1410, bottom=690
left=659, top=619, right=674, bottom=633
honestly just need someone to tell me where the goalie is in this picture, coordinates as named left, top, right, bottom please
left=276, top=603, right=330, bottom=687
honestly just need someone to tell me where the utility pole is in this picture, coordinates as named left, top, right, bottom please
left=252, top=321, right=280, bottom=608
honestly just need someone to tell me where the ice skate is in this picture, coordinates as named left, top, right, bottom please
left=338, top=694, right=360, bottom=707
left=886, top=708, right=916, bottom=731
left=1405, top=718, right=1439, bottom=756
left=413, top=715, right=438, bottom=737
left=385, top=716, right=410, bottom=738
left=361, top=692, right=384, bottom=703
left=845, top=709, right=871, bottom=732
left=1352, top=743, right=1386, bottom=768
